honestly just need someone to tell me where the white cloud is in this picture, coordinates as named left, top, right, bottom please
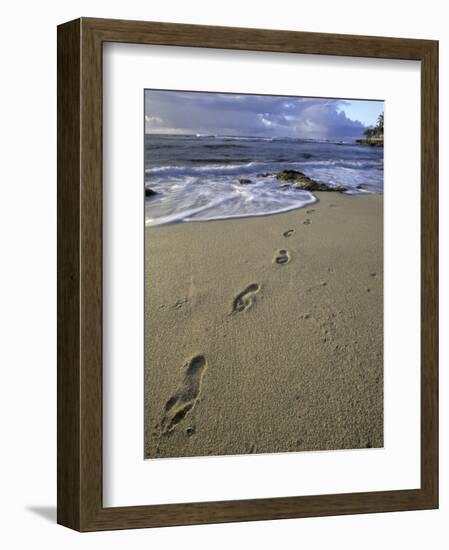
left=144, top=90, right=382, bottom=139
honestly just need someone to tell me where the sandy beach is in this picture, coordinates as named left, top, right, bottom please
left=144, top=192, right=383, bottom=459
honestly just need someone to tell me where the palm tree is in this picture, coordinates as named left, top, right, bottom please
left=374, top=113, right=384, bottom=138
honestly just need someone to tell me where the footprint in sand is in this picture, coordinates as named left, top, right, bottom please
left=303, top=219, right=311, bottom=225
left=232, top=283, right=260, bottom=313
left=306, top=209, right=315, bottom=214
left=160, top=355, right=207, bottom=435
left=283, top=229, right=294, bottom=238
left=274, top=249, right=290, bottom=265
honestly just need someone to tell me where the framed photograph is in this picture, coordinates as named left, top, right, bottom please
left=57, top=17, right=438, bottom=531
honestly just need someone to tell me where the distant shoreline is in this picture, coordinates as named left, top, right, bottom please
left=355, top=138, right=384, bottom=147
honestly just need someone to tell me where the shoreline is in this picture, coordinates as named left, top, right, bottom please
left=144, top=192, right=383, bottom=459
left=145, top=190, right=384, bottom=227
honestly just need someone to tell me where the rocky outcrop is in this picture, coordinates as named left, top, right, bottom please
left=232, top=169, right=346, bottom=192
left=275, top=170, right=346, bottom=192
left=145, top=188, right=159, bottom=197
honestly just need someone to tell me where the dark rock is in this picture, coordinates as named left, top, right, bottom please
left=237, top=178, right=253, bottom=185
left=275, top=170, right=346, bottom=192
left=256, top=172, right=274, bottom=178
left=145, top=188, right=159, bottom=197
left=276, top=169, right=313, bottom=183
left=356, top=184, right=364, bottom=190
left=302, top=153, right=313, bottom=159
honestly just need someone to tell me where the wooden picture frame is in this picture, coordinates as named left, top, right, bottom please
left=57, top=17, right=438, bottom=531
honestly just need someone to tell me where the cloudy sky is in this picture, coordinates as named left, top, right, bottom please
left=144, top=90, right=383, bottom=140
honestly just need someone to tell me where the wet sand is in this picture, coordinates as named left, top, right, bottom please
left=144, top=192, right=383, bottom=459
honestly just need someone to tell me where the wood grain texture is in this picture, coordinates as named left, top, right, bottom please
left=57, top=18, right=81, bottom=531
left=57, top=17, right=438, bottom=531
left=420, top=41, right=439, bottom=503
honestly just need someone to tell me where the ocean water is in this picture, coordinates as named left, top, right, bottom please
left=144, top=134, right=383, bottom=226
